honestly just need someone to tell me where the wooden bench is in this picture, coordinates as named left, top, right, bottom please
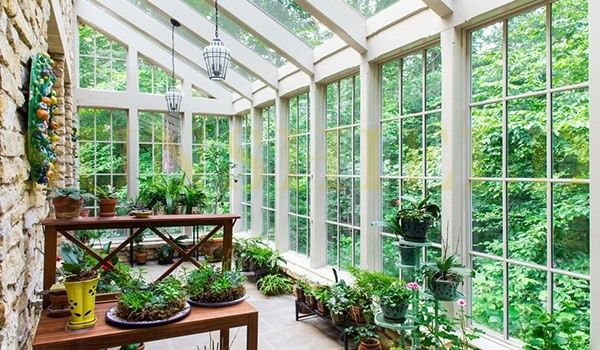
left=33, top=301, right=259, bottom=350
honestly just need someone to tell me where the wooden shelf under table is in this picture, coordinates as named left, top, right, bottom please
left=33, top=301, right=258, bottom=350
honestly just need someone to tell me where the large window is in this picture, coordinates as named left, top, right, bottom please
left=138, top=111, right=182, bottom=176
left=79, top=108, right=128, bottom=221
left=261, top=106, right=276, bottom=241
left=78, top=24, right=127, bottom=91
left=469, top=0, right=589, bottom=344
left=326, top=75, right=361, bottom=269
left=288, top=93, right=311, bottom=255
left=380, top=46, right=442, bottom=276
left=241, top=114, right=252, bottom=233
left=138, top=56, right=182, bottom=95
left=192, top=115, right=230, bottom=213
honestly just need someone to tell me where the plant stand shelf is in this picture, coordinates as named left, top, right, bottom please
left=294, top=299, right=350, bottom=350
left=32, top=300, right=258, bottom=350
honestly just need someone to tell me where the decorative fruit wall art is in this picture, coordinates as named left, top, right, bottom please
left=28, top=53, right=59, bottom=185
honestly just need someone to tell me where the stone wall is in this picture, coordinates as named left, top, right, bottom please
left=0, top=1, right=74, bottom=349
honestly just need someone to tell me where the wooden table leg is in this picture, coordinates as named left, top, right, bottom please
left=43, top=226, right=57, bottom=307
left=222, top=220, right=233, bottom=271
left=220, top=328, right=230, bottom=349
left=247, top=312, right=258, bottom=350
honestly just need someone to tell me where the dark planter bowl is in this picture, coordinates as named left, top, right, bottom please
left=400, top=218, right=430, bottom=242
left=429, top=279, right=461, bottom=301
left=399, top=245, right=418, bottom=266
left=380, top=301, right=409, bottom=323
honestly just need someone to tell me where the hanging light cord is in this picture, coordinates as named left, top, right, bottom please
left=214, top=0, right=219, bottom=38
left=171, top=22, right=175, bottom=88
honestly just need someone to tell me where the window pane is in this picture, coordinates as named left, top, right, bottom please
left=339, top=128, right=352, bottom=175
left=508, top=96, right=546, bottom=178
left=508, top=182, right=546, bottom=265
left=471, top=22, right=503, bottom=102
left=553, top=274, right=590, bottom=347
left=381, top=178, right=399, bottom=220
left=471, top=103, right=503, bottom=178
left=401, top=54, right=423, bottom=115
left=472, top=257, right=504, bottom=333
left=553, top=89, right=589, bottom=179
left=326, top=131, right=338, bottom=175
left=507, top=7, right=546, bottom=95
left=381, top=120, right=399, bottom=177
left=382, top=61, right=399, bottom=119
left=340, top=78, right=353, bottom=126
left=327, top=224, right=338, bottom=266
left=552, top=0, right=589, bottom=88
left=508, top=265, right=546, bottom=338
left=327, top=83, right=338, bottom=128
left=327, top=178, right=338, bottom=222
left=425, top=47, right=442, bottom=111
left=553, top=183, right=589, bottom=274
left=426, top=113, right=441, bottom=177
left=401, top=116, right=423, bottom=177
left=472, top=181, right=503, bottom=256
left=382, top=235, right=399, bottom=276
left=339, top=227, right=353, bottom=269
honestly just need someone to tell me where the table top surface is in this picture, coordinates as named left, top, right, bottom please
left=42, top=214, right=241, bottom=230
left=33, top=301, right=257, bottom=350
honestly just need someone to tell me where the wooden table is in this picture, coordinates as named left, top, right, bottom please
left=42, top=214, right=240, bottom=295
left=33, top=301, right=259, bottom=350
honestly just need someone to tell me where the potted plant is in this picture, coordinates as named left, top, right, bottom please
left=348, top=287, right=368, bottom=324
left=157, top=234, right=188, bottom=265
left=241, top=245, right=286, bottom=282
left=181, top=181, right=206, bottom=214
left=348, top=325, right=382, bottom=350
left=134, top=235, right=148, bottom=265
left=313, top=285, right=331, bottom=316
left=425, top=253, right=471, bottom=301
left=294, top=279, right=309, bottom=302
left=113, top=277, right=188, bottom=323
left=304, top=285, right=317, bottom=309
left=395, top=196, right=440, bottom=243
left=48, top=188, right=96, bottom=219
left=59, top=243, right=100, bottom=330
left=378, top=282, right=411, bottom=323
left=97, top=185, right=119, bottom=217
left=257, top=273, right=292, bottom=296
left=327, top=281, right=351, bottom=325
left=186, top=265, right=246, bottom=305
left=382, top=217, right=418, bottom=266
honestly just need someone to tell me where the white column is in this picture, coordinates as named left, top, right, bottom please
left=230, top=114, right=244, bottom=232
left=359, top=54, right=381, bottom=271
left=309, top=81, right=327, bottom=268
left=589, top=1, right=599, bottom=348
left=250, top=106, right=263, bottom=237
left=440, top=27, right=468, bottom=316
left=275, top=96, right=290, bottom=251
left=181, top=82, right=193, bottom=180
left=127, top=48, right=140, bottom=198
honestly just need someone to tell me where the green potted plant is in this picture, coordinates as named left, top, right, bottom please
left=424, top=252, right=471, bottom=301
left=257, top=273, right=292, bottom=296
left=241, top=245, right=286, bottom=281
left=382, top=216, right=418, bottom=266
left=313, top=285, right=331, bottom=316
left=327, top=281, right=351, bottom=325
left=97, top=185, right=118, bottom=217
left=181, top=181, right=206, bottom=214
left=134, top=235, right=148, bottom=265
left=186, top=265, right=246, bottom=305
left=304, top=285, right=317, bottom=309
left=395, top=196, right=440, bottom=243
left=294, top=279, right=309, bottom=302
left=48, top=187, right=96, bottom=219
left=59, top=243, right=100, bottom=330
left=348, top=286, right=369, bottom=324
left=378, top=282, right=411, bottom=323
left=348, top=325, right=382, bottom=350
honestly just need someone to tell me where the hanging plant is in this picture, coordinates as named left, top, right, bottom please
left=27, top=53, right=58, bottom=185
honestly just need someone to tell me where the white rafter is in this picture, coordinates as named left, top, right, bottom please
left=422, top=0, right=453, bottom=17
left=76, top=0, right=233, bottom=101
left=90, top=0, right=253, bottom=99
left=146, top=0, right=278, bottom=89
left=295, top=0, right=367, bottom=54
left=202, top=0, right=314, bottom=75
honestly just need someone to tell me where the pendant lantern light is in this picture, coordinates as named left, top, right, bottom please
left=165, top=18, right=183, bottom=115
left=203, top=0, right=230, bottom=80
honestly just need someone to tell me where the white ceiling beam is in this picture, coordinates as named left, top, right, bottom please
left=147, top=0, right=278, bottom=89
left=203, top=0, right=314, bottom=75
left=91, top=0, right=253, bottom=99
left=422, top=0, right=454, bottom=17
left=295, top=0, right=367, bottom=54
left=76, top=0, right=232, bottom=101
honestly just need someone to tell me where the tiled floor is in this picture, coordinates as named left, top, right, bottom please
left=121, top=262, right=343, bottom=350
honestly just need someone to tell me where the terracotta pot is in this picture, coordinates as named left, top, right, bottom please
left=200, top=237, right=223, bottom=262
left=53, top=197, right=83, bottom=219
left=294, top=286, right=305, bottom=302
left=316, top=300, right=329, bottom=315
left=358, top=338, right=381, bottom=350
left=79, top=208, right=90, bottom=217
left=135, top=251, right=148, bottom=265
left=349, top=305, right=366, bottom=324
left=98, top=198, right=117, bottom=217
left=47, top=291, right=70, bottom=317
left=305, top=294, right=317, bottom=308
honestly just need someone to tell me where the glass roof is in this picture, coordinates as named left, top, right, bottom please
left=344, top=0, right=400, bottom=17
left=182, top=0, right=287, bottom=67
left=249, top=0, right=334, bottom=47
left=126, top=0, right=258, bottom=82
